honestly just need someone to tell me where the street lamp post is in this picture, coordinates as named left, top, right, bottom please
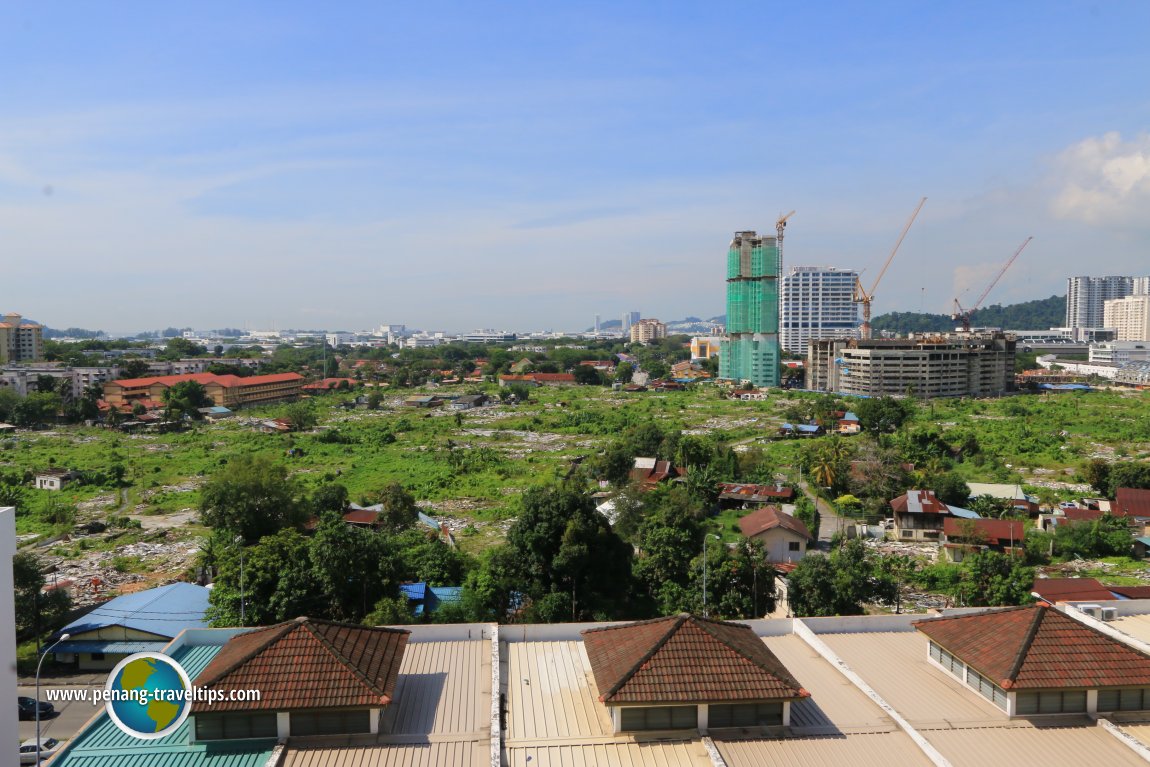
left=37, top=633, right=70, bottom=763
left=702, top=534, right=720, bottom=618
left=234, top=535, right=246, bottom=627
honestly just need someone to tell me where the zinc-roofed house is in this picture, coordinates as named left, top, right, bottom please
left=914, top=604, right=1150, bottom=717
left=191, top=617, right=409, bottom=741
left=890, top=489, right=953, bottom=542
left=940, top=517, right=1026, bottom=563
left=581, top=614, right=808, bottom=733
left=51, top=582, right=210, bottom=670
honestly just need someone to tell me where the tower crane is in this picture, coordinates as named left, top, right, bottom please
left=853, top=197, right=927, bottom=340
left=775, top=210, right=795, bottom=277
left=952, top=236, right=1033, bottom=332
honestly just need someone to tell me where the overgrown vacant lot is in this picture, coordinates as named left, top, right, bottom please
left=4, top=383, right=1149, bottom=580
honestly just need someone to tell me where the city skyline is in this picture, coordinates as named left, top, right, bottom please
left=3, top=3, right=1150, bottom=331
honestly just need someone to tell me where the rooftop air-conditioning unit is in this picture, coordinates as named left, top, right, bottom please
left=1100, top=607, right=1119, bottom=622
left=1078, top=604, right=1102, bottom=619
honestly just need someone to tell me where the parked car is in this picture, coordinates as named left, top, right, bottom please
left=17, top=697, right=54, bottom=721
left=19, top=737, right=61, bottom=764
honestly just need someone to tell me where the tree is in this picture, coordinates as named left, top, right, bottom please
left=310, top=483, right=349, bottom=515
left=855, top=396, right=913, bottom=435
left=283, top=402, right=318, bottom=432
left=1053, top=514, right=1134, bottom=559
left=504, top=483, right=635, bottom=620
left=633, top=495, right=702, bottom=613
left=119, top=358, right=152, bottom=379
left=614, top=362, right=634, bottom=384
left=793, top=495, right=820, bottom=540
left=13, top=392, right=61, bottom=427
left=163, top=380, right=212, bottom=421
left=693, top=538, right=777, bottom=619
left=310, top=514, right=399, bottom=622
left=957, top=551, right=1033, bottom=607
left=199, top=453, right=303, bottom=541
left=788, top=539, right=895, bottom=616
left=206, top=529, right=320, bottom=626
left=572, top=365, right=603, bottom=385
left=14, top=552, right=71, bottom=639
left=395, top=529, right=472, bottom=586
left=928, top=472, right=971, bottom=507
left=371, top=482, right=419, bottom=533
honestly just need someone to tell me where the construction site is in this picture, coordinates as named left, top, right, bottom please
left=750, top=198, right=1030, bottom=398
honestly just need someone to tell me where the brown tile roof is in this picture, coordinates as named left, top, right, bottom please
left=1115, top=488, right=1150, bottom=519
left=942, top=517, right=1026, bottom=546
left=110, top=372, right=303, bottom=389
left=1109, top=586, right=1150, bottom=599
left=1060, top=507, right=1105, bottom=522
left=737, top=506, right=812, bottom=541
left=192, top=617, right=409, bottom=712
left=914, top=604, right=1150, bottom=689
left=581, top=614, right=808, bottom=704
left=1031, top=577, right=1117, bottom=603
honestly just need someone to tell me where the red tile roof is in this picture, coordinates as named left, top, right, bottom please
left=914, top=605, right=1150, bottom=690
left=110, top=372, right=303, bottom=389
left=342, top=509, right=380, bottom=526
left=1109, top=586, right=1150, bottom=599
left=1114, top=488, right=1150, bottom=519
left=942, top=517, right=1026, bottom=546
left=193, top=617, right=409, bottom=712
left=581, top=614, right=808, bottom=704
left=1030, top=577, right=1117, bottom=603
left=738, top=506, right=812, bottom=541
left=530, top=373, right=576, bottom=383
left=890, top=489, right=948, bottom=515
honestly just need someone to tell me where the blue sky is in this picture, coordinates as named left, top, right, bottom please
left=2, top=2, right=1149, bottom=333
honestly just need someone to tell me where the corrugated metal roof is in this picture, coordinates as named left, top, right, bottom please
left=380, top=639, right=489, bottom=736
left=820, top=632, right=1005, bottom=728
left=716, top=732, right=933, bottom=767
left=285, top=741, right=486, bottom=767
left=760, top=635, right=894, bottom=733
left=54, top=640, right=169, bottom=655
left=56, top=583, right=210, bottom=639
left=505, top=640, right=614, bottom=740
left=505, top=741, right=712, bottom=767
left=1110, top=614, right=1150, bottom=645
left=922, top=723, right=1148, bottom=767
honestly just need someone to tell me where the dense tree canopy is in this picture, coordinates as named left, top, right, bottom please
left=199, top=454, right=304, bottom=541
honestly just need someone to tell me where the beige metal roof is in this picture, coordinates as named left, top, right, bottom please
left=821, top=631, right=1006, bottom=727
left=1117, top=721, right=1150, bottom=747
left=506, top=640, right=614, bottom=740
left=761, top=634, right=895, bottom=733
left=284, top=740, right=487, bottom=767
left=379, top=639, right=489, bottom=736
left=715, top=732, right=933, bottom=767
left=922, top=724, right=1148, bottom=767
left=1110, top=614, right=1150, bottom=645
left=282, top=638, right=491, bottom=767
left=505, top=741, right=712, bottom=767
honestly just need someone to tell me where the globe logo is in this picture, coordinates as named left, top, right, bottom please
left=104, top=652, right=193, bottom=739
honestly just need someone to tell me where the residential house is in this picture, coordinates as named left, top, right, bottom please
left=450, top=394, right=488, bottom=410
left=630, top=457, right=681, bottom=486
left=737, top=506, right=813, bottom=563
left=196, top=406, right=234, bottom=422
left=890, top=490, right=958, bottom=542
left=1039, top=506, right=1105, bottom=531
left=1114, top=487, right=1150, bottom=526
left=399, top=582, right=463, bottom=618
left=718, top=483, right=795, bottom=510
left=402, top=394, right=444, bottom=408
left=836, top=411, right=861, bottom=435
left=940, top=517, right=1025, bottom=563
left=967, top=482, right=1039, bottom=514
left=778, top=422, right=824, bottom=437
left=914, top=604, right=1150, bottom=717
left=50, top=582, right=209, bottom=670
left=498, top=374, right=538, bottom=388
left=509, top=358, right=534, bottom=373
left=34, top=468, right=76, bottom=491
left=581, top=614, right=808, bottom=734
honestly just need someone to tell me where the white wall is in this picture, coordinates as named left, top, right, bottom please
left=1, top=508, right=18, bottom=763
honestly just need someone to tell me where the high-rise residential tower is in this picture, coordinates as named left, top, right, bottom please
left=1066, top=276, right=1135, bottom=330
left=780, top=266, right=860, bottom=354
left=720, top=231, right=780, bottom=387
left=0, top=313, right=43, bottom=364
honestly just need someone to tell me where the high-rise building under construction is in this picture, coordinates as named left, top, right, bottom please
left=720, top=231, right=780, bottom=387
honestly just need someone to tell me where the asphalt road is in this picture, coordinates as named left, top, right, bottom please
left=17, top=682, right=104, bottom=745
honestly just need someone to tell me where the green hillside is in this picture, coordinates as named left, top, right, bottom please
left=870, top=295, right=1065, bottom=335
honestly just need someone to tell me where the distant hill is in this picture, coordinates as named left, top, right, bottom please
left=42, top=326, right=106, bottom=339
left=870, top=295, right=1066, bottom=335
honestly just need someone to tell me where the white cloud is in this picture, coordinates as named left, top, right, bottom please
left=1051, top=131, right=1150, bottom=225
